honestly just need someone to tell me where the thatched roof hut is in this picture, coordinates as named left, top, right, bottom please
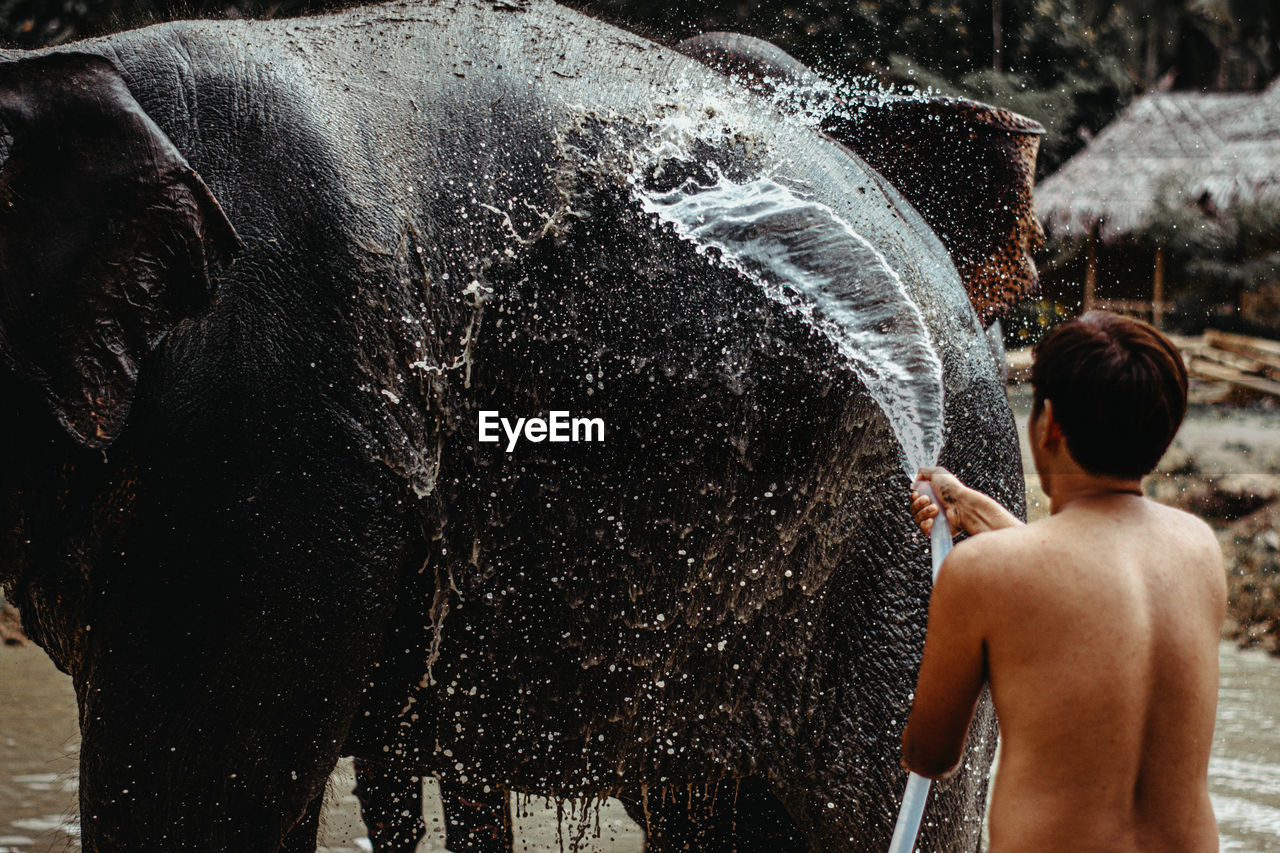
left=1036, top=78, right=1280, bottom=243
left=1033, top=79, right=1280, bottom=325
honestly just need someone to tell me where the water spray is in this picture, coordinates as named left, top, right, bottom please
left=887, top=479, right=954, bottom=853
left=627, top=108, right=958, bottom=850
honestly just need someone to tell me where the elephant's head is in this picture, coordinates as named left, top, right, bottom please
left=677, top=32, right=1045, bottom=326
left=0, top=51, right=238, bottom=672
left=0, top=51, right=238, bottom=451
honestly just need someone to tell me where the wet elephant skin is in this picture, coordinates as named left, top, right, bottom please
left=0, top=1, right=1022, bottom=850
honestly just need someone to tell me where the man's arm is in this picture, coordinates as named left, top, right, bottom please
left=901, top=542, right=989, bottom=779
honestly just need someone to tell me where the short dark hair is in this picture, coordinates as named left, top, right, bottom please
left=1031, top=312, right=1188, bottom=478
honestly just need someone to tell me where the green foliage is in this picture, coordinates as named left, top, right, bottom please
left=5, top=0, right=1275, bottom=93
left=1000, top=298, right=1074, bottom=348
left=1145, top=179, right=1280, bottom=331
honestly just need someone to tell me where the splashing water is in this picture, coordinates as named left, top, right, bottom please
left=631, top=161, right=944, bottom=477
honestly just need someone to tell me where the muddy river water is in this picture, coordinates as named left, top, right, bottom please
left=1, top=638, right=1277, bottom=852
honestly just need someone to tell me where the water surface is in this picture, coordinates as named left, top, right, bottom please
left=1213, top=643, right=1280, bottom=852
left=2, top=641, right=1277, bottom=851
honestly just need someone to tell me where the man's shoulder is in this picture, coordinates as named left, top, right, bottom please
left=1147, top=498, right=1218, bottom=543
left=1145, top=499, right=1227, bottom=596
left=930, top=527, right=1047, bottom=636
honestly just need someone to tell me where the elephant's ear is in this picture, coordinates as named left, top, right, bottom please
left=826, top=97, right=1045, bottom=325
left=0, top=52, right=238, bottom=448
left=677, top=33, right=1044, bottom=325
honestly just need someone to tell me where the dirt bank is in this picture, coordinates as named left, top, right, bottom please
left=0, top=591, right=26, bottom=646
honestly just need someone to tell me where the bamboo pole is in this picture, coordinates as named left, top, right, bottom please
left=1083, top=231, right=1098, bottom=313
left=992, top=0, right=1002, bottom=71
left=1152, top=247, right=1166, bottom=328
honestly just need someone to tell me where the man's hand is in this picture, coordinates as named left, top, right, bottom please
left=911, top=467, right=1024, bottom=537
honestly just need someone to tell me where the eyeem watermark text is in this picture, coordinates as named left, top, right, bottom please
left=478, top=410, right=605, bottom=452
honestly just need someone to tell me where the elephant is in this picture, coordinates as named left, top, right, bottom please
left=382, top=30, right=1048, bottom=853
left=0, top=1, right=1030, bottom=851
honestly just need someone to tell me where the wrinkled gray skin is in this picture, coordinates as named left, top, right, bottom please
left=0, top=1, right=1022, bottom=850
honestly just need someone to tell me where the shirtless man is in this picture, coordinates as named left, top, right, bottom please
left=903, top=311, right=1225, bottom=852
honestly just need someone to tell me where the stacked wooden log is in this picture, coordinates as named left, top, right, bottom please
left=1179, top=331, right=1280, bottom=402
left=1005, top=348, right=1034, bottom=383
left=1005, top=329, right=1280, bottom=401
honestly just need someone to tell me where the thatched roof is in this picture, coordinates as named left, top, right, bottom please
left=1035, top=78, right=1280, bottom=243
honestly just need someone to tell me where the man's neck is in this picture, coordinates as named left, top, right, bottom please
left=1047, top=473, right=1144, bottom=514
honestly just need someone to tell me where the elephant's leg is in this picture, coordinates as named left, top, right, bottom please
left=619, top=779, right=809, bottom=853
left=719, top=778, right=809, bottom=853
left=73, top=457, right=417, bottom=850
left=280, top=793, right=323, bottom=853
left=353, top=758, right=427, bottom=853
left=438, top=776, right=512, bottom=853
left=76, top=651, right=354, bottom=852
left=619, top=786, right=715, bottom=852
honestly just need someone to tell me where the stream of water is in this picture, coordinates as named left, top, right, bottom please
left=630, top=108, right=946, bottom=479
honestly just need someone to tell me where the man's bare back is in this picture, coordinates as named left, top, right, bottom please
left=901, top=313, right=1226, bottom=853
left=975, top=496, right=1222, bottom=851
